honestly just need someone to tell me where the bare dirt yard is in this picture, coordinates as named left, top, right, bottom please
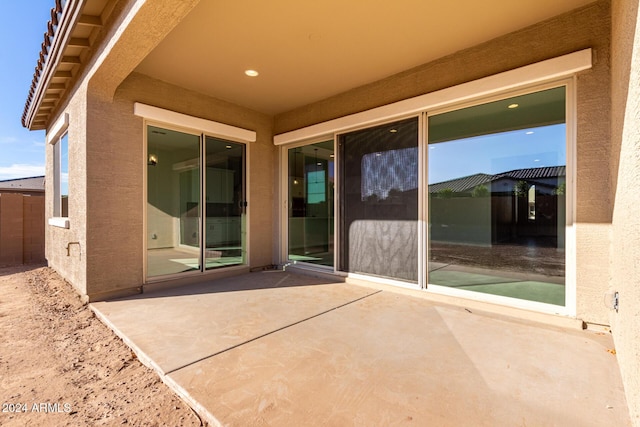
left=0, top=265, right=202, bottom=426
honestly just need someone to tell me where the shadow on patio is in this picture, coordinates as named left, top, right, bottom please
left=91, top=271, right=630, bottom=426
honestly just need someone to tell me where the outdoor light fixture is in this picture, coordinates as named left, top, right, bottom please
left=508, top=103, right=519, bottom=109
left=148, top=154, right=158, bottom=166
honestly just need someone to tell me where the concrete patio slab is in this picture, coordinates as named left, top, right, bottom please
left=91, top=272, right=377, bottom=374
left=91, top=272, right=631, bottom=427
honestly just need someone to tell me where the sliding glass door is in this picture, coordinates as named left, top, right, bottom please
left=146, top=126, right=245, bottom=279
left=287, top=141, right=334, bottom=266
left=280, top=84, right=570, bottom=311
left=203, top=137, right=245, bottom=270
left=339, top=117, right=419, bottom=283
left=147, top=126, right=202, bottom=277
left=427, top=86, right=567, bottom=306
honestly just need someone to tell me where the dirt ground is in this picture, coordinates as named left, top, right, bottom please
left=0, top=265, right=203, bottom=426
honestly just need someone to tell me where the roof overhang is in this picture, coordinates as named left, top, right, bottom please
left=22, top=0, right=117, bottom=130
left=23, top=0, right=598, bottom=131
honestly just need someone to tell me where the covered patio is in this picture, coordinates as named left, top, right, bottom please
left=91, top=271, right=630, bottom=426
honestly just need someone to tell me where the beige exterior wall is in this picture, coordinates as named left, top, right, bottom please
left=45, top=84, right=89, bottom=296
left=274, top=1, right=613, bottom=325
left=78, top=73, right=274, bottom=300
left=611, top=0, right=640, bottom=424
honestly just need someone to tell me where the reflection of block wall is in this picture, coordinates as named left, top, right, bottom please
left=0, top=193, right=45, bottom=266
left=430, top=197, right=491, bottom=246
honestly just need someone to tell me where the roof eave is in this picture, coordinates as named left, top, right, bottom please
left=22, top=0, right=86, bottom=131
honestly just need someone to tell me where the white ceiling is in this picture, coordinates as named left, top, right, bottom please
left=135, top=0, right=595, bottom=116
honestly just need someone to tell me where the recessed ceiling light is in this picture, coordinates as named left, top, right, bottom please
left=526, top=131, right=534, bottom=135
left=389, top=129, right=398, bottom=133
left=329, top=154, right=335, bottom=158
left=508, top=103, right=519, bottom=109
left=226, top=145, right=232, bottom=149
left=245, top=69, right=259, bottom=77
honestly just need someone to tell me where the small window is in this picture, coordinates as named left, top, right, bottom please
left=53, top=132, right=69, bottom=217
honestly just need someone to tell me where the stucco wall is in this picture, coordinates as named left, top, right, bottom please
left=45, top=84, right=88, bottom=296
left=80, top=72, right=274, bottom=300
left=274, top=0, right=612, bottom=325
left=611, top=0, right=640, bottom=424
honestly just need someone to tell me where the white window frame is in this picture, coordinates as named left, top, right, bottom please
left=47, top=113, right=70, bottom=229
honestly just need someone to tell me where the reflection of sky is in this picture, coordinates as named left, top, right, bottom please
left=61, top=173, right=69, bottom=196
left=362, top=147, right=418, bottom=199
left=428, top=124, right=566, bottom=184
left=60, top=134, right=69, bottom=196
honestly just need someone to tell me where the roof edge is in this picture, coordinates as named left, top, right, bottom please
left=22, top=0, right=85, bottom=131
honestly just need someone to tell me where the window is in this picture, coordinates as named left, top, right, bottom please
left=58, top=133, right=69, bottom=217
left=47, top=113, right=69, bottom=227
left=53, top=132, right=69, bottom=218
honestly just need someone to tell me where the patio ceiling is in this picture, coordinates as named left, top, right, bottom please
left=135, top=0, right=595, bottom=116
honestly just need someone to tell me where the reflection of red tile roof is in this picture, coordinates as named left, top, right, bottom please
left=429, top=166, right=565, bottom=193
left=429, top=173, right=493, bottom=193
left=493, top=166, right=566, bottom=181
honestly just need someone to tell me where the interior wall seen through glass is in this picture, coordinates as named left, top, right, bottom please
left=147, top=126, right=201, bottom=277
left=288, top=141, right=334, bottom=266
left=339, top=117, right=419, bottom=282
left=204, top=137, right=245, bottom=270
left=427, top=86, right=567, bottom=306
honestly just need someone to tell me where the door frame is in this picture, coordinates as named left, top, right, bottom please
left=136, top=103, right=256, bottom=284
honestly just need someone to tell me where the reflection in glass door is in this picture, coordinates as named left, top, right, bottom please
left=427, top=86, right=567, bottom=306
left=147, top=126, right=201, bottom=277
left=204, top=137, right=245, bottom=269
left=146, top=126, right=245, bottom=278
left=287, top=141, right=334, bottom=266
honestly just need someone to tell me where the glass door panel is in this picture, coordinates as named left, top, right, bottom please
left=339, top=117, right=419, bottom=282
left=147, top=126, right=201, bottom=277
left=288, top=141, right=334, bottom=266
left=427, top=86, right=566, bottom=306
left=204, top=137, right=245, bottom=269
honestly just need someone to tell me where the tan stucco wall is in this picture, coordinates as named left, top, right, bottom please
left=275, top=0, right=613, bottom=325
left=79, top=72, right=274, bottom=300
left=611, top=0, right=640, bottom=424
left=45, top=84, right=89, bottom=296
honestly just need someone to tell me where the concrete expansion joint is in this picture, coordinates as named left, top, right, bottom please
left=163, top=289, right=383, bottom=376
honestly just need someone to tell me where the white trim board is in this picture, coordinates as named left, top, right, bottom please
left=274, top=49, right=592, bottom=145
left=47, top=112, right=69, bottom=144
left=134, top=103, right=256, bottom=143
